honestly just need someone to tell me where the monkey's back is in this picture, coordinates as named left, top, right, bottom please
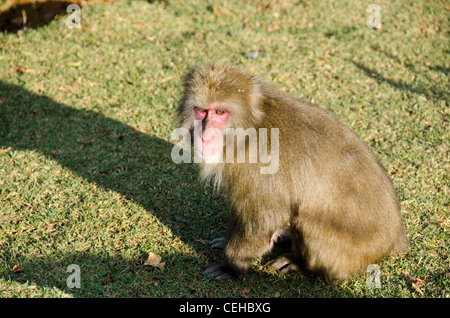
left=184, top=62, right=408, bottom=280
left=256, top=87, right=408, bottom=279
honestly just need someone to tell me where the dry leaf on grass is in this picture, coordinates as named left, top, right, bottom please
left=0, top=147, right=12, bottom=155
left=144, top=252, right=165, bottom=269
left=16, top=65, right=35, bottom=74
left=412, top=278, right=425, bottom=295
left=212, top=5, right=231, bottom=16
left=101, top=272, right=112, bottom=285
left=13, top=264, right=23, bottom=273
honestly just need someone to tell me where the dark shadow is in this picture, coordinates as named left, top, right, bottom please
left=429, top=65, right=450, bottom=75
left=0, top=81, right=231, bottom=296
left=0, top=82, right=361, bottom=297
left=0, top=1, right=155, bottom=33
left=348, top=59, right=449, bottom=102
left=0, top=1, right=79, bottom=33
left=324, top=27, right=358, bottom=39
left=3, top=251, right=205, bottom=297
left=0, top=81, right=223, bottom=240
left=380, top=49, right=449, bottom=96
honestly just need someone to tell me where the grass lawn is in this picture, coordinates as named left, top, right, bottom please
left=0, top=0, right=448, bottom=298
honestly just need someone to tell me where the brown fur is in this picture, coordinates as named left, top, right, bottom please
left=177, top=62, right=408, bottom=280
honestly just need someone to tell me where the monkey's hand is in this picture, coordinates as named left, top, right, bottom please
left=203, top=264, right=233, bottom=280
left=209, top=237, right=227, bottom=249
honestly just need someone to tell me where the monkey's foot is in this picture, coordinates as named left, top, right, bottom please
left=203, top=264, right=233, bottom=280
left=209, top=237, right=227, bottom=249
left=266, top=254, right=300, bottom=274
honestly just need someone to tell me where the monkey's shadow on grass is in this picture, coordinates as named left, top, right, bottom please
left=0, top=81, right=236, bottom=296
left=0, top=82, right=353, bottom=297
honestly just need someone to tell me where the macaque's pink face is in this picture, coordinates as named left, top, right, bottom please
left=194, top=106, right=230, bottom=158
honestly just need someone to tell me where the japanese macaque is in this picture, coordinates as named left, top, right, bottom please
left=176, top=62, right=408, bottom=280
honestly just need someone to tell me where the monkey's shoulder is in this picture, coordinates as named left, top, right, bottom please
left=262, top=92, right=344, bottom=131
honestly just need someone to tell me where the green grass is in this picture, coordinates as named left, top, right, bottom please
left=0, top=0, right=448, bottom=298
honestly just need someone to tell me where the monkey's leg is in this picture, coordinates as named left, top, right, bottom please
left=204, top=230, right=290, bottom=279
left=209, top=229, right=288, bottom=250
left=204, top=229, right=281, bottom=279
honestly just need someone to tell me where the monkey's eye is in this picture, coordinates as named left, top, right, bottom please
left=195, top=107, right=207, bottom=113
left=216, top=109, right=224, bottom=115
